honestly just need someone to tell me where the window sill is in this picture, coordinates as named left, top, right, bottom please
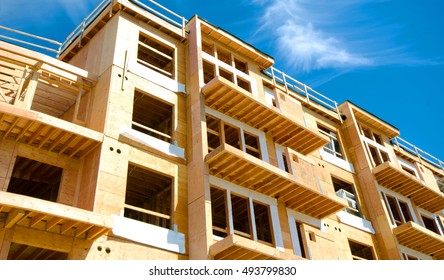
left=320, top=149, right=355, bottom=173
left=337, top=211, right=375, bottom=234
left=112, top=215, right=185, bottom=254
left=128, top=60, right=185, bottom=93
left=120, top=127, right=185, bottom=159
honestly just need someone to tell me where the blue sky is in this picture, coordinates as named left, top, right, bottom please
left=1, top=0, right=443, bottom=164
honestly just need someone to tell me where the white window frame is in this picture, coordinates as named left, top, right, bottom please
left=202, top=52, right=258, bottom=97
left=417, top=208, right=444, bottom=237
left=359, top=124, right=393, bottom=167
left=287, top=209, right=323, bottom=258
left=398, top=157, right=420, bottom=179
left=209, top=176, right=284, bottom=251
left=380, top=187, right=418, bottom=228
left=318, top=125, right=344, bottom=160
left=206, top=108, right=269, bottom=163
left=399, top=245, right=432, bottom=260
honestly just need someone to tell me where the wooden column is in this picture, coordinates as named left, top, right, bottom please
left=187, top=16, right=213, bottom=260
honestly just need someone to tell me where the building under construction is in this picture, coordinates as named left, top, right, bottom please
left=0, top=0, right=443, bottom=260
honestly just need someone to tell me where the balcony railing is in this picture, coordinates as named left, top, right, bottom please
left=392, top=136, right=444, bottom=172
left=1, top=0, right=188, bottom=58
left=262, top=67, right=342, bottom=121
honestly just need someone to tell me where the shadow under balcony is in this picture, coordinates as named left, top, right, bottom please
left=373, top=161, right=444, bottom=213
left=206, top=143, right=347, bottom=219
left=201, top=76, right=329, bottom=155
left=393, top=221, right=444, bottom=260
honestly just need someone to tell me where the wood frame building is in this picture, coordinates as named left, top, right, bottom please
left=0, top=0, right=443, bottom=260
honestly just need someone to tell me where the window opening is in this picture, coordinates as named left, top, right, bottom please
left=382, top=192, right=413, bottom=227
left=231, top=193, right=251, bottom=238
left=264, top=86, right=277, bottom=108
left=295, top=222, right=307, bottom=258
left=237, top=76, right=251, bottom=92
left=138, top=33, right=174, bottom=78
left=125, top=164, right=173, bottom=229
left=132, top=90, right=173, bottom=143
left=202, top=40, right=214, bottom=56
left=203, top=60, right=215, bottom=84
left=348, top=240, right=375, bottom=260
left=421, top=215, right=440, bottom=234
left=219, top=67, right=234, bottom=82
left=7, top=156, right=62, bottom=202
left=206, top=115, right=221, bottom=153
left=210, top=186, right=274, bottom=245
left=332, top=177, right=361, bottom=217
left=211, top=187, right=228, bottom=237
left=216, top=48, right=231, bottom=65
left=234, top=58, right=248, bottom=74
left=206, top=115, right=263, bottom=159
left=253, top=201, right=273, bottom=244
left=282, top=153, right=290, bottom=173
left=244, top=131, right=261, bottom=159
left=318, top=125, right=344, bottom=159
left=224, top=124, right=241, bottom=150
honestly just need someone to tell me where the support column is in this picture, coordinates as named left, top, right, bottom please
left=186, top=16, right=213, bottom=260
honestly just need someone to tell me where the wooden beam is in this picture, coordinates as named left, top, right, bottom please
left=86, top=226, right=108, bottom=241
left=30, top=213, right=47, bottom=228
left=5, top=209, right=26, bottom=229
left=60, top=220, right=77, bottom=235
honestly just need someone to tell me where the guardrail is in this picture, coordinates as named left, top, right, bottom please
left=391, top=137, right=444, bottom=171
left=0, top=25, right=62, bottom=54
left=130, top=0, right=188, bottom=29
left=1, top=0, right=188, bottom=57
left=263, top=67, right=341, bottom=120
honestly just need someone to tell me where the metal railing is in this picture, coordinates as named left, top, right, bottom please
left=0, top=25, right=62, bottom=54
left=58, top=0, right=113, bottom=56
left=1, top=0, right=188, bottom=57
left=130, top=0, right=188, bottom=29
left=263, top=67, right=341, bottom=119
left=391, top=136, right=444, bottom=171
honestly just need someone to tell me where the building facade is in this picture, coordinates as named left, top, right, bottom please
left=0, top=0, right=443, bottom=260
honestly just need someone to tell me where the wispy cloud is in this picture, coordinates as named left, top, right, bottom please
left=250, top=0, right=436, bottom=74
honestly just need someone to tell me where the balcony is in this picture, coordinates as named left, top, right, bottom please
left=206, top=143, right=347, bottom=219
left=210, top=234, right=301, bottom=260
left=393, top=221, right=444, bottom=260
left=373, top=162, right=444, bottom=213
left=201, top=76, right=329, bottom=155
left=0, top=192, right=112, bottom=240
left=0, top=41, right=102, bottom=158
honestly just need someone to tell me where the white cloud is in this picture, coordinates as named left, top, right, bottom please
left=276, top=20, right=372, bottom=72
left=250, top=0, right=397, bottom=73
